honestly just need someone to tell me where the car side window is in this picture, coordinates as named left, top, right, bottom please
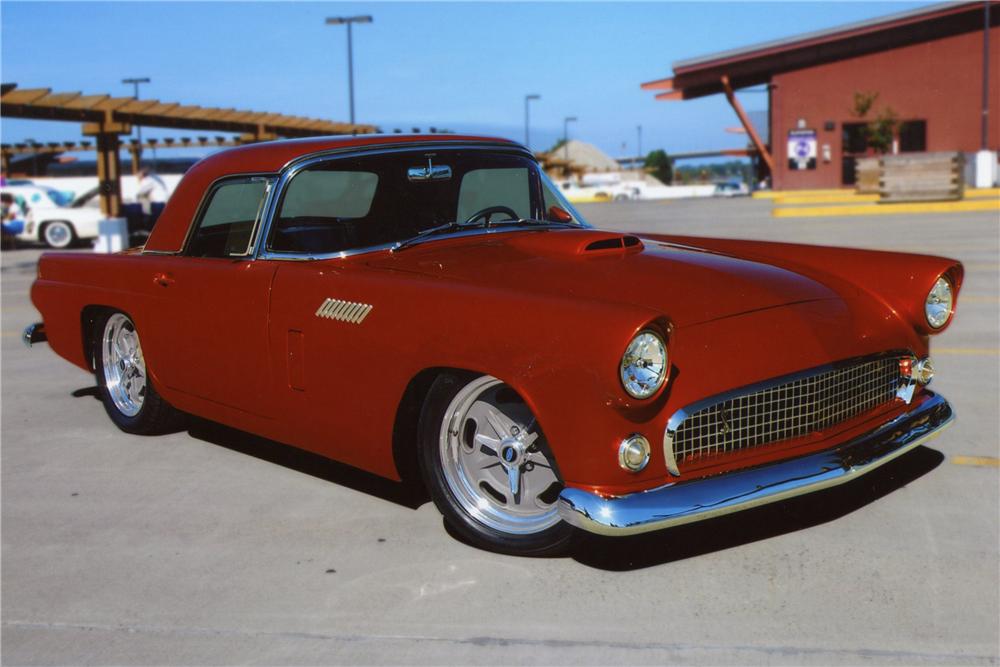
left=186, top=177, right=273, bottom=258
left=268, top=169, right=379, bottom=255
left=540, top=172, right=585, bottom=225
left=456, top=168, right=530, bottom=222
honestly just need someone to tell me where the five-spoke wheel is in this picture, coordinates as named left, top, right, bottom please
left=93, top=311, right=183, bottom=434
left=419, top=373, right=574, bottom=555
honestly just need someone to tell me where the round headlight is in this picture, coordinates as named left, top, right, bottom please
left=925, top=276, right=954, bottom=329
left=620, top=331, right=668, bottom=399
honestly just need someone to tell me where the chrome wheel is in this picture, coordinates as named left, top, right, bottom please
left=101, top=313, right=146, bottom=417
left=43, top=221, right=73, bottom=248
left=439, top=376, right=562, bottom=535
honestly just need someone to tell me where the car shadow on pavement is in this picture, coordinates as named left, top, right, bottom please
left=74, top=384, right=429, bottom=510
left=183, top=417, right=429, bottom=509
left=568, top=445, right=944, bottom=571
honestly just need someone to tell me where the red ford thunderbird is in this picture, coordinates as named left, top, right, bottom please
left=25, top=135, right=959, bottom=555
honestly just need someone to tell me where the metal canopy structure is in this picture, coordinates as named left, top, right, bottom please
left=0, top=83, right=377, bottom=215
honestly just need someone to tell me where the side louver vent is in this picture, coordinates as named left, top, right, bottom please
left=315, top=298, right=373, bottom=324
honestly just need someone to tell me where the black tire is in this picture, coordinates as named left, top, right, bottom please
left=417, top=373, right=576, bottom=556
left=92, top=310, right=185, bottom=435
left=41, top=220, right=77, bottom=249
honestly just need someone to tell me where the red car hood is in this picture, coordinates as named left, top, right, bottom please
left=367, top=229, right=841, bottom=327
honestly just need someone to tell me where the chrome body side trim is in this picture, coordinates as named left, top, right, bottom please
left=662, top=349, right=911, bottom=477
left=560, top=391, right=953, bottom=537
left=22, top=322, right=46, bottom=348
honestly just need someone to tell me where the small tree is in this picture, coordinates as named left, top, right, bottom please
left=644, top=149, right=673, bottom=184
left=850, top=90, right=901, bottom=154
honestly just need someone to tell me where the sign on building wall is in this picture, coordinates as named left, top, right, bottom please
left=787, top=130, right=817, bottom=170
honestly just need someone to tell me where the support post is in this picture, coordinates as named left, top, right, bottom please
left=721, top=75, right=774, bottom=176
left=130, top=145, right=141, bottom=176
left=95, top=132, right=122, bottom=217
left=83, top=115, right=128, bottom=218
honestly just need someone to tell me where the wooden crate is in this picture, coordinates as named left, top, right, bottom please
left=855, top=157, right=880, bottom=194
left=879, top=152, right=964, bottom=203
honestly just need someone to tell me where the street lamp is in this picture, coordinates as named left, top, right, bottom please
left=524, top=94, right=540, bottom=149
left=326, top=15, right=373, bottom=125
left=637, top=125, right=643, bottom=166
left=563, top=116, right=577, bottom=162
left=122, top=77, right=151, bottom=167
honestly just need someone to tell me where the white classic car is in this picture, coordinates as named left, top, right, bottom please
left=1, top=185, right=104, bottom=248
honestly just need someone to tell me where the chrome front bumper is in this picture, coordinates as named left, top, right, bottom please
left=558, top=392, right=953, bottom=537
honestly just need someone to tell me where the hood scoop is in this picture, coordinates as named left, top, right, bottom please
left=585, top=235, right=642, bottom=252
left=505, top=229, right=645, bottom=258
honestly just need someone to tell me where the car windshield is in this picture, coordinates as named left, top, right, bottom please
left=43, top=189, right=74, bottom=207
left=266, top=148, right=588, bottom=256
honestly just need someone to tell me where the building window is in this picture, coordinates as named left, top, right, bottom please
left=899, top=120, right=927, bottom=152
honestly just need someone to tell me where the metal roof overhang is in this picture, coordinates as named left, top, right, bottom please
left=643, top=1, right=996, bottom=100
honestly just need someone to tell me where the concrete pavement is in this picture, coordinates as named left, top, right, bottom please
left=2, top=198, right=997, bottom=665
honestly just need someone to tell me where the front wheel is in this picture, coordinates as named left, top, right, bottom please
left=93, top=311, right=184, bottom=434
left=418, top=373, right=575, bottom=556
left=42, top=221, right=76, bottom=249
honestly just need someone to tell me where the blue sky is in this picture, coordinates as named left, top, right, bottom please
left=1, top=1, right=933, bottom=160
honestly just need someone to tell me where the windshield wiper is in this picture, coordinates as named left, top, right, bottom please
left=391, top=221, right=468, bottom=252
left=391, top=218, right=577, bottom=252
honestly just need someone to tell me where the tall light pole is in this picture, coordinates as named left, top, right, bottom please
left=563, top=116, right=577, bottom=162
left=122, top=77, right=150, bottom=168
left=524, top=94, right=540, bottom=149
left=326, top=15, right=373, bottom=126
left=636, top=125, right=643, bottom=165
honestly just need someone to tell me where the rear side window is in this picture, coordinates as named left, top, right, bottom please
left=187, top=177, right=272, bottom=258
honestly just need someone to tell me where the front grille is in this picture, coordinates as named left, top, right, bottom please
left=670, top=356, right=902, bottom=464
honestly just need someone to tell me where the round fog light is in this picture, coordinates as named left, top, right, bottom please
left=913, top=358, right=934, bottom=385
left=618, top=434, right=650, bottom=472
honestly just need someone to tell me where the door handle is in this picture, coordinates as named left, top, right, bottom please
left=153, top=272, right=176, bottom=287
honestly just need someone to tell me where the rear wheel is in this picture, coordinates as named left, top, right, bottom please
left=418, top=373, right=574, bottom=556
left=93, top=311, right=183, bottom=434
left=42, top=221, right=76, bottom=249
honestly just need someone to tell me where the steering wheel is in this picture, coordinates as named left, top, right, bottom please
left=464, top=205, right=520, bottom=226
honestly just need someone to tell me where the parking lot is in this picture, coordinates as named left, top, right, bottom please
left=2, top=197, right=998, bottom=665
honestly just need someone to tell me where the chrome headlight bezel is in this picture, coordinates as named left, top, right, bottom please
left=620, top=330, right=668, bottom=399
left=925, top=275, right=954, bottom=330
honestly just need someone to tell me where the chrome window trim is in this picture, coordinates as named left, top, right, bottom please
left=258, top=224, right=566, bottom=261
left=172, top=173, right=279, bottom=258
left=662, top=349, right=912, bottom=477
left=254, top=141, right=578, bottom=261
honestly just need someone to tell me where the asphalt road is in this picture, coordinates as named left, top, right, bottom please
left=2, top=198, right=998, bottom=665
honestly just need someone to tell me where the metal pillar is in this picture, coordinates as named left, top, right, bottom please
left=721, top=75, right=774, bottom=176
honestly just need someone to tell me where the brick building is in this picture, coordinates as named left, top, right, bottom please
left=642, top=2, right=999, bottom=190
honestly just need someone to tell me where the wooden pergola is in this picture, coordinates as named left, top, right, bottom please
left=0, top=83, right=377, bottom=215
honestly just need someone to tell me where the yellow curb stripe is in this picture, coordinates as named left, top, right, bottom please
left=933, top=347, right=1000, bottom=356
left=773, top=199, right=1000, bottom=218
left=775, top=194, right=880, bottom=205
left=753, top=188, right=852, bottom=200
left=774, top=190, right=1000, bottom=206
left=952, top=456, right=1000, bottom=467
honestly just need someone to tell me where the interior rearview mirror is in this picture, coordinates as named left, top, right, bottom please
left=408, top=165, right=452, bottom=182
